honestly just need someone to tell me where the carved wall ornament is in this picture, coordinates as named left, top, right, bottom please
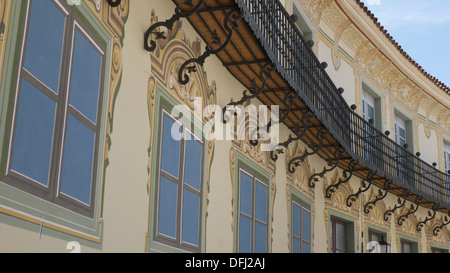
left=285, top=142, right=315, bottom=198
left=147, top=10, right=217, bottom=234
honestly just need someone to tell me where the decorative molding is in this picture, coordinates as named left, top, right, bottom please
left=324, top=171, right=359, bottom=216
left=0, top=0, right=12, bottom=89
left=301, top=0, right=450, bottom=134
left=285, top=142, right=315, bottom=198
left=146, top=12, right=216, bottom=249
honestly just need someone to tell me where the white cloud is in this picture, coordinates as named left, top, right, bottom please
left=364, top=0, right=450, bottom=29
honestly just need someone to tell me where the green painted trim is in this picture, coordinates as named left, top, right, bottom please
left=327, top=209, right=356, bottom=253
left=146, top=83, right=207, bottom=253
left=397, top=233, right=420, bottom=253
left=0, top=1, right=27, bottom=180
left=429, top=242, right=450, bottom=253
left=232, top=150, right=272, bottom=253
left=0, top=0, right=114, bottom=244
left=288, top=185, right=312, bottom=253
left=289, top=185, right=312, bottom=209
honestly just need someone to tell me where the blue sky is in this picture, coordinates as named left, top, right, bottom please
left=362, top=0, right=450, bottom=87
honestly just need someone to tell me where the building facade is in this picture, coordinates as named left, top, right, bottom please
left=0, top=0, right=449, bottom=253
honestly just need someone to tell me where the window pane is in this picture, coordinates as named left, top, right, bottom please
left=158, top=177, right=178, bottom=238
left=239, top=171, right=252, bottom=216
left=292, top=203, right=300, bottom=238
left=59, top=114, right=95, bottom=204
left=161, top=115, right=181, bottom=177
left=23, top=0, right=66, bottom=92
left=402, top=242, right=411, bottom=253
left=292, top=238, right=301, bottom=253
left=184, top=138, right=202, bottom=191
left=182, top=189, right=200, bottom=246
left=302, top=209, right=311, bottom=241
left=367, top=105, right=375, bottom=121
left=399, top=127, right=406, bottom=139
left=370, top=233, right=380, bottom=243
left=239, top=216, right=251, bottom=253
left=255, top=222, right=267, bottom=253
left=336, top=222, right=346, bottom=251
left=255, top=181, right=267, bottom=223
left=302, top=242, right=311, bottom=253
left=11, top=79, right=56, bottom=186
left=69, top=29, right=102, bottom=123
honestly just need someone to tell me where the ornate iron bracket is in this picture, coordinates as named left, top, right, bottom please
left=270, top=111, right=315, bottom=162
left=143, top=1, right=242, bottom=85
left=224, top=63, right=275, bottom=111
left=177, top=8, right=243, bottom=85
left=144, top=0, right=205, bottom=52
left=346, top=170, right=377, bottom=207
left=106, top=0, right=121, bottom=7
left=288, top=128, right=328, bottom=174
left=364, top=179, right=393, bottom=214
left=433, top=210, right=450, bottom=236
left=417, top=203, right=440, bottom=232
left=325, top=159, right=358, bottom=198
left=248, top=91, right=297, bottom=147
left=383, top=189, right=410, bottom=221
left=308, top=147, right=346, bottom=189
left=397, top=195, right=423, bottom=226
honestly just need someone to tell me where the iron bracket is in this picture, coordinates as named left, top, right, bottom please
left=270, top=111, right=315, bottom=162
left=433, top=210, right=450, bottom=236
left=417, top=203, right=440, bottom=232
left=384, top=189, right=410, bottom=221
left=287, top=128, right=328, bottom=174
left=364, top=179, right=393, bottom=214
left=346, top=170, right=377, bottom=207
left=144, top=0, right=206, bottom=52
left=397, top=195, right=423, bottom=226
left=308, top=147, right=346, bottom=189
left=325, top=159, right=358, bottom=198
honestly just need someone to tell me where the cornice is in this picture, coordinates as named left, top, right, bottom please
left=335, top=0, right=449, bottom=109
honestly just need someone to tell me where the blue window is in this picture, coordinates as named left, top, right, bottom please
left=5, top=0, right=104, bottom=217
left=291, top=200, right=311, bottom=253
left=156, top=110, right=203, bottom=251
left=238, top=169, right=268, bottom=253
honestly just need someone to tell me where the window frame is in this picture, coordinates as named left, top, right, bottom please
left=3, top=0, right=106, bottom=218
left=444, top=141, right=450, bottom=173
left=290, top=197, right=311, bottom=253
left=154, top=107, right=204, bottom=252
left=237, top=167, right=269, bottom=253
left=146, top=84, right=207, bottom=253
left=0, top=0, right=113, bottom=241
left=291, top=1, right=313, bottom=42
left=331, top=217, right=347, bottom=253
left=399, top=235, right=419, bottom=253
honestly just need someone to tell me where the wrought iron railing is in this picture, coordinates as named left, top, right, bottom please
left=235, top=0, right=450, bottom=205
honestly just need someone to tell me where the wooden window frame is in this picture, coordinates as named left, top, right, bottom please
left=291, top=199, right=311, bottom=253
left=237, top=167, right=269, bottom=253
left=401, top=240, right=413, bottom=253
left=154, top=108, right=204, bottom=253
left=331, top=218, right=347, bottom=253
left=3, top=0, right=105, bottom=218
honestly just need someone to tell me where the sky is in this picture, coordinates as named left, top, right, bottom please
left=361, top=0, right=450, bottom=88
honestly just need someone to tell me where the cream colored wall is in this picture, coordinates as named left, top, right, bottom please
left=98, top=0, right=154, bottom=252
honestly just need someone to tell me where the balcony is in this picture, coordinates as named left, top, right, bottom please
left=166, top=0, right=450, bottom=212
